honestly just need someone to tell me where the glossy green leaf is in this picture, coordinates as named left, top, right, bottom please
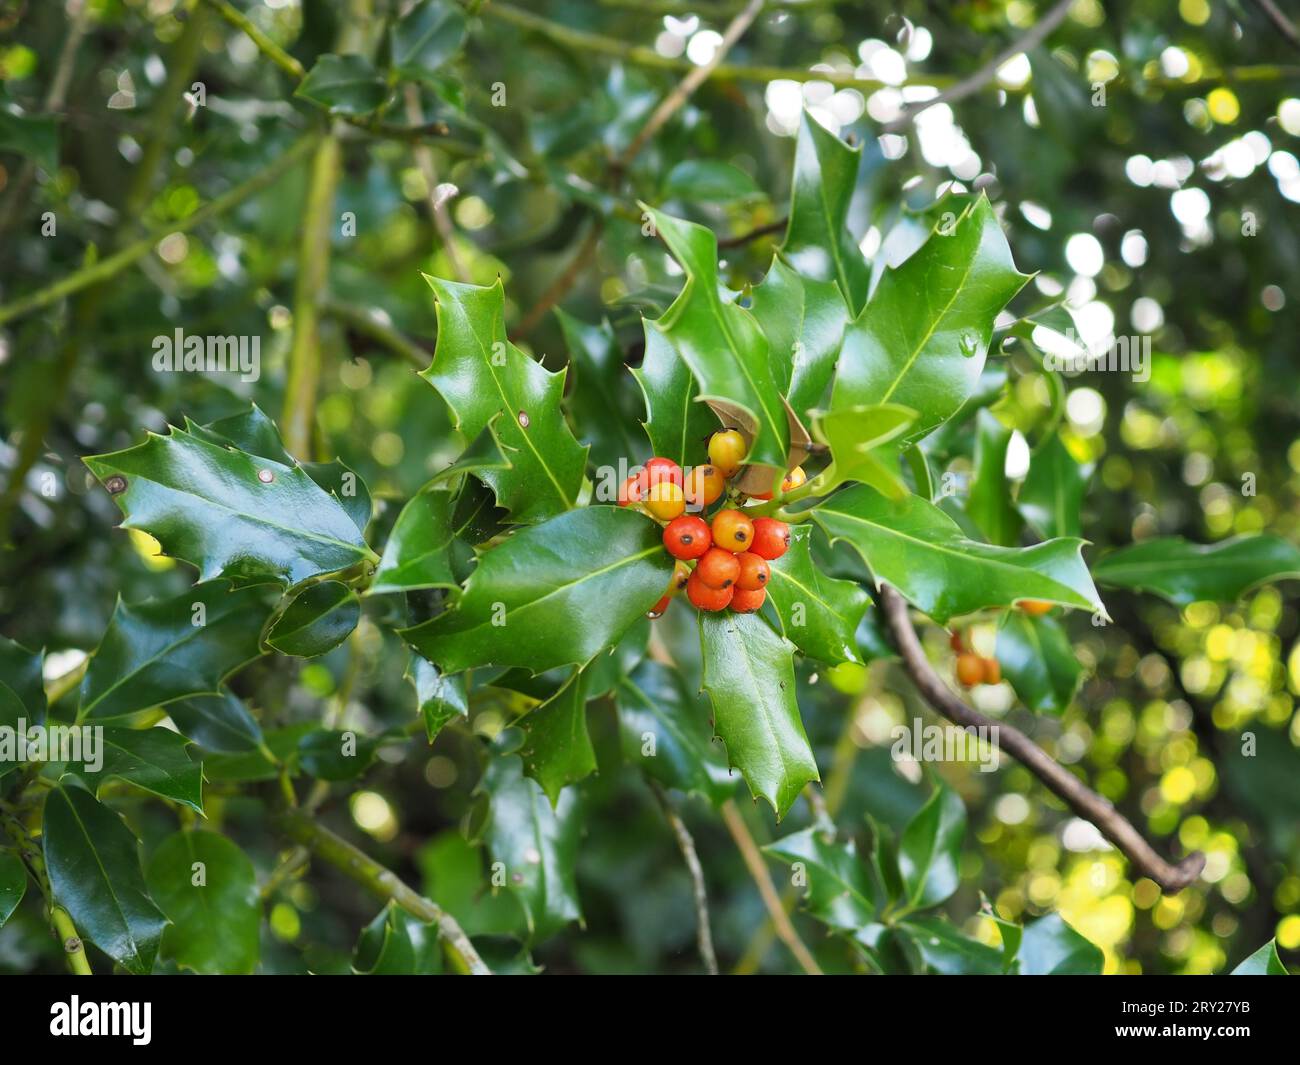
left=764, top=827, right=876, bottom=931
left=297, top=728, right=378, bottom=780
left=166, top=688, right=263, bottom=753
left=782, top=112, right=870, bottom=313
left=766, top=525, right=871, bottom=665
left=390, top=0, right=467, bottom=82
left=967, top=410, right=1021, bottom=546
left=0, top=853, right=25, bottom=928
left=831, top=196, right=1029, bottom=443
left=996, top=611, right=1083, bottom=716
left=295, top=54, right=387, bottom=115
left=0, top=635, right=45, bottom=731
left=146, top=830, right=259, bottom=975
left=520, top=668, right=595, bottom=806
left=1019, top=429, right=1090, bottom=540
left=266, top=581, right=360, bottom=658
left=354, top=902, right=442, bottom=974
left=698, top=611, right=818, bottom=818
left=1231, top=938, right=1289, bottom=975
left=84, top=426, right=374, bottom=587
left=645, top=206, right=790, bottom=468
left=631, top=317, right=714, bottom=468
left=43, top=786, right=166, bottom=975
left=421, top=276, right=588, bottom=523
left=1016, top=913, right=1104, bottom=975
left=813, top=484, right=1106, bottom=624
left=67, top=726, right=203, bottom=813
left=556, top=310, right=644, bottom=473
left=662, top=159, right=761, bottom=203
left=809, top=403, right=916, bottom=500
left=1092, top=536, right=1300, bottom=606
left=79, top=582, right=270, bottom=721
left=898, top=783, right=965, bottom=911
left=480, top=754, right=582, bottom=941
left=406, top=653, right=468, bottom=742
left=749, top=258, right=850, bottom=422
left=897, top=916, right=1002, bottom=975
left=403, top=506, right=674, bottom=674
left=616, top=660, right=734, bottom=804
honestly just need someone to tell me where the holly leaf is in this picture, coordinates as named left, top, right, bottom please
left=480, top=754, right=582, bottom=941
left=1019, top=429, right=1091, bottom=540
left=297, top=729, right=378, bottom=780
left=1016, top=913, right=1104, bottom=975
left=616, top=660, right=734, bottom=804
left=813, top=484, right=1106, bottom=624
left=295, top=54, right=388, bottom=116
left=84, top=425, right=374, bottom=588
left=748, top=257, right=849, bottom=421
left=390, top=0, right=468, bottom=82
left=831, top=195, right=1029, bottom=444
left=166, top=688, right=263, bottom=753
left=766, top=525, right=871, bottom=664
left=354, top=903, right=442, bottom=974
left=66, top=726, right=203, bottom=813
left=764, top=827, right=876, bottom=931
left=967, top=410, right=1021, bottom=547
left=698, top=612, right=818, bottom=818
left=1092, top=536, right=1300, bottom=606
left=79, top=582, right=271, bottom=721
left=520, top=667, right=595, bottom=806
left=782, top=112, right=870, bottom=314
left=265, top=581, right=360, bottom=658
left=631, top=318, right=714, bottom=468
left=810, top=403, right=916, bottom=500
left=996, top=611, right=1083, bottom=716
left=421, top=276, right=587, bottom=523
left=897, top=916, right=1002, bottom=975
left=43, top=786, right=167, bottom=975
left=406, top=653, right=468, bottom=742
left=402, top=506, right=673, bottom=674
left=147, top=831, right=260, bottom=975
left=0, top=635, right=45, bottom=732
left=662, top=159, right=761, bottom=203
left=898, top=782, right=965, bottom=911
left=1231, top=939, right=1289, bottom=975
left=556, top=310, right=644, bottom=473
left=644, top=206, right=790, bottom=469
left=0, top=853, right=25, bottom=928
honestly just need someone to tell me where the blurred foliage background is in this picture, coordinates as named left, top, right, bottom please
left=1, top=0, right=1299, bottom=974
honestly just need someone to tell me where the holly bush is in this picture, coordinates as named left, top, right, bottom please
left=1, top=0, right=1298, bottom=977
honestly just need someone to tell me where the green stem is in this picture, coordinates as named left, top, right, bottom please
left=50, top=905, right=93, bottom=975
left=199, top=0, right=304, bottom=79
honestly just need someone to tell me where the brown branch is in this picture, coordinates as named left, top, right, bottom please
left=1252, top=0, right=1300, bottom=51
left=717, top=218, right=786, bottom=249
left=648, top=779, right=719, bottom=974
left=883, top=0, right=1074, bottom=133
left=877, top=584, right=1205, bottom=894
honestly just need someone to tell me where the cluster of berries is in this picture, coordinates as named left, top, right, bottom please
left=619, top=430, right=793, bottom=616
left=950, top=601, right=1053, bottom=688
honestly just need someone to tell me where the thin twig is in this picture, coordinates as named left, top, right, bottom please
left=405, top=84, right=469, bottom=282
left=200, top=0, right=304, bottom=79
left=277, top=809, right=492, bottom=975
left=883, top=0, right=1074, bottom=133
left=648, top=779, right=719, bottom=974
left=324, top=298, right=431, bottom=368
left=720, top=798, right=823, bottom=975
left=877, top=584, right=1205, bottom=894
left=1252, top=0, right=1300, bottom=51
left=509, top=220, right=604, bottom=340
left=717, top=218, right=786, bottom=249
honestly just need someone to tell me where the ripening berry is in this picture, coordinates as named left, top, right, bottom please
left=669, top=560, right=691, bottom=595
left=982, top=657, right=1001, bottom=685
left=782, top=466, right=807, bottom=493
left=955, top=652, right=984, bottom=687
left=1019, top=599, right=1054, bottom=615
left=647, top=594, right=671, bottom=619
left=617, top=472, right=647, bottom=507
left=644, top=480, right=686, bottom=521
left=683, top=464, right=725, bottom=508
left=749, top=517, right=790, bottom=560
left=663, top=515, right=711, bottom=560
left=711, top=508, right=754, bottom=553
left=949, top=631, right=965, bottom=653
left=687, top=572, right=733, bottom=612
left=696, top=547, right=740, bottom=589
left=707, top=429, right=746, bottom=477
left=644, top=456, right=683, bottom=488
left=730, top=587, right=766, bottom=613
left=735, top=551, right=769, bottom=591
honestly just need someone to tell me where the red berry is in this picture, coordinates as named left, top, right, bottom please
left=643, top=457, right=683, bottom=488
left=663, top=515, right=711, bottom=560
left=617, top=472, right=647, bottom=506
left=734, top=551, right=769, bottom=591
left=949, top=631, right=965, bottom=653
left=647, top=594, right=671, bottom=619
left=687, top=572, right=733, bottom=612
left=711, top=508, right=754, bottom=553
left=750, top=517, right=790, bottom=560
left=730, top=587, right=766, bottom=613
left=696, top=547, right=740, bottom=590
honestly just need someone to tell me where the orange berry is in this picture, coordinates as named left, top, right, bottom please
left=735, top=551, right=769, bottom=591
left=730, top=587, right=766, bottom=613
left=687, top=572, right=733, bottom=612
left=1019, top=599, right=1054, bottom=615
left=647, top=594, right=671, bottom=619
left=781, top=466, right=807, bottom=493
left=617, top=472, right=647, bottom=506
left=683, top=464, right=725, bottom=508
left=696, top=547, right=740, bottom=590
left=955, top=653, right=984, bottom=687
left=644, top=480, right=685, bottom=521
left=707, top=429, right=746, bottom=478
left=711, top=508, right=754, bottom=553
left=668, top=560, right=691, bottom=595
left=749, top=517, right=790, bottom=560
left=663, top=515, right=711, bottom=560
left=644, top=456, right=683, bottom=488
left=982, top=657, right=1001, bottom=685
